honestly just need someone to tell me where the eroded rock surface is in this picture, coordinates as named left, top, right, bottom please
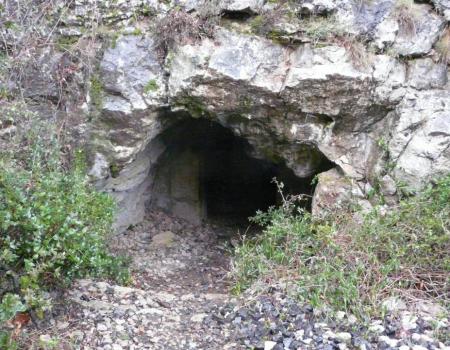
left=2, top=0, right=449, bottom=229
left=89, top=13, right=449, bottom=227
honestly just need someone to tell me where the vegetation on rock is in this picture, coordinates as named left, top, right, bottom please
left=153, top=7, right=219, bottom=58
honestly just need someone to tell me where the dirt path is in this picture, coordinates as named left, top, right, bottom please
left=20, top=210, right=449, bottom=350
left=62, top=210, right=241, bottom=350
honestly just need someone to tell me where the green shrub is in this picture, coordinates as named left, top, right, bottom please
left=232, top=176, right=450, bottom=318
left=0, top=294, right=25, bottom=349
left=0, top=118, right=130, bottom=326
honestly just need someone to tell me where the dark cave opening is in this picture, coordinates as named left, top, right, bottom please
left=150, top=117, right=329, bottom=226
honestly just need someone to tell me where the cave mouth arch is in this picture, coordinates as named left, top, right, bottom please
left=149, top=116, right=329, bottom=228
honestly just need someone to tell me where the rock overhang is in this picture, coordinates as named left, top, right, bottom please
left=81, top=1, right=449, bottom=231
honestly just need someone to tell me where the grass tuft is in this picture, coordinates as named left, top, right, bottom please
left=435, top=27, right=450, bottom=64
left=393, top=0, right=418, bottom=37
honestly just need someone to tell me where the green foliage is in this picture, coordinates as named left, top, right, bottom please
left=110, top=32, right=120, bottom=49
left=90, top=75, right=104, bottom=110
left=4, top=21, right=16, bottom=30
left=0, top=294, right=26, bottom=323
left=0, top=119, right=130, bottom=325
left=0, top=295, right=25, bottom=350
left=0, top=331, right=18, bottom=350
left=143, top=79, right=158, bottom=93
left=55, top=36, right=79, bottom=51
left=232, top=176, right=450, bottom=318
left=249, top=5, right=288, bottom=38
left=176, top=96, right=211, bottom=119
left=140, top=4, right=154, bottom=16
left=130, top=27, right=143, bottom=36
left=302, top=16, right=345, bottom=45
left=377, top=137, right=389, bottom=152
left=109, top=163, right=120, bottom=178
left=250, top=15, right=266, bottom=34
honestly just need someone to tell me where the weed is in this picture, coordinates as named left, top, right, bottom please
left=130, top=27, right=143, bottom=36
left=140, top=4, right=154, bottom=17
left=55, top=35, right=79, bottom=52
left=377, top=137, right=389, bottom=153
left=336, top=35, right=372, bottom=69
left=250, top=3, right=288, bottom=37
left=232, top=175, right=450, bottom=318
left=175, top=96, right=211, bottom=119
left=392, top=0, right=418, bottom=37
left=110, top=32, right=120, bottom=49
left=90, top=75, right=104, bottom=110
left=301, top=15, right=346, bottom=45
left=144, top=79, right=158, bottom=93
left=110, top=163, right=120, bottom=178
left=435, top=27, right=450, bottom=64
left=153, top=7, right=218, bottom=58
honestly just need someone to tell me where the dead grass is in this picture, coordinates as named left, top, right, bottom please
left=435, top=27, right=450, bottom=64
left=250, top=2, right=289, bottom=36
left=153, top=7, right=220, bottom=58
left=335, top=35, right=373, bottom=69
left=393, top=0, right=418, bottom=37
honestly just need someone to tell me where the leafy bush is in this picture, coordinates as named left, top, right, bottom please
left=232, top=176, right=450, bottom=318
left=0, top=115, right=129, bottom=330
left=0, top=294, right=26, bottom=349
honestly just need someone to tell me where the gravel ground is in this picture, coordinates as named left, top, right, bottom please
left=13, top=210, right=450, bottom=349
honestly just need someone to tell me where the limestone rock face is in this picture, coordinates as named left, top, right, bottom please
left=407, top=59, right=448, bottom=90
left=7, top=0, right=448, bottom=231
left=388, top=88, right=450, bottom=188
left=390, top=4, right=445, bottom=57
left=432, top=0, right=450, bottom=20
left=60, top=0, right=166, bottom=27
left=219, top=0, right=264, bottom=14
left=91, top=35, right=166, bottom=166
left=86, top=16, right=449, bottom=229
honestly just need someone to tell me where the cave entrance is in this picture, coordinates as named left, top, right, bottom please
left=150, top=117, right=317, bottom=227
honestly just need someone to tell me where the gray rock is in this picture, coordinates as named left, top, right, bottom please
left=97, top=323, right=108, bottom=331
left=100, top=35, right=166, bottom=110
left=382, top=297, right=407, bottom=313
left=389, top=88, right=450, bottom=189
left=379, top=175, right=397, bottom=196
left=369, top=322, right=386, bottom=334
left=76, top=14, right=448, bottom=232
left=298, top=0, right=340, bottom=15
left=432, top=0, right=450, bottom=20
left=408, top=59, right=448, bottom=90
left=400, top=313, right=418, bottom=331
left=391, top=4, right=445, bottom=56
left=335, top=332, right=352, bottom=343
left=379, top=335, right=399, bottom=347
left=415, top=301, right=447, bottom=318
left=264, top=341, right=277, bottom=350
left=220, top=0, right=264, bottom=14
